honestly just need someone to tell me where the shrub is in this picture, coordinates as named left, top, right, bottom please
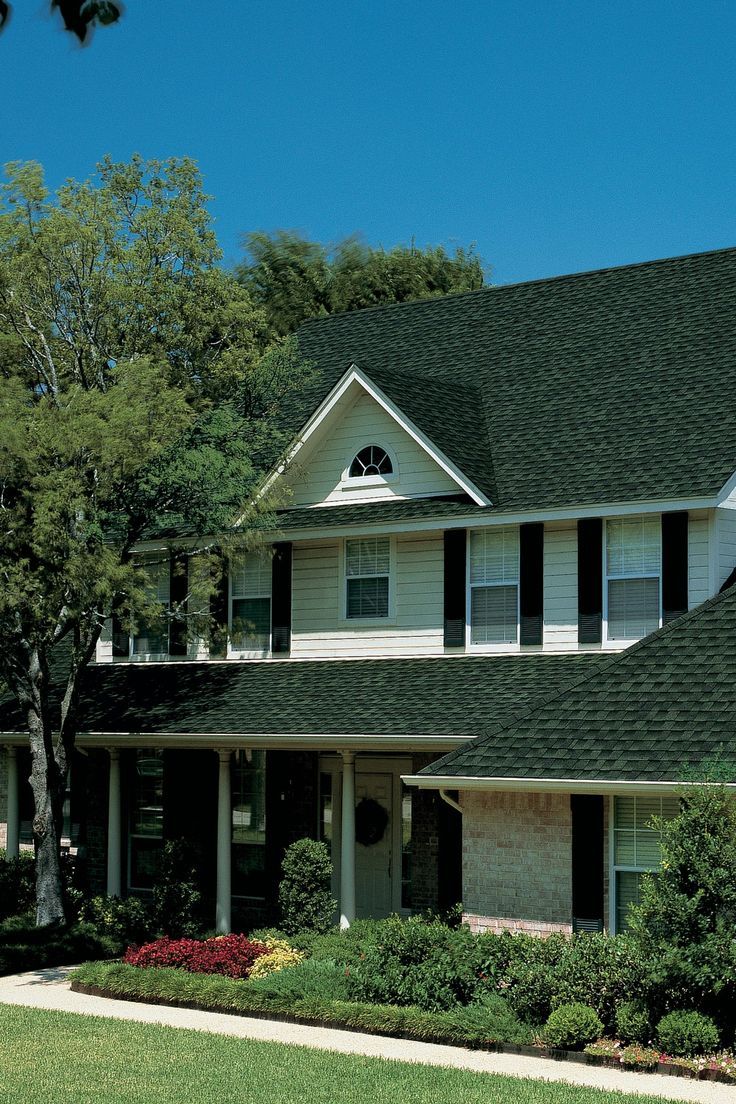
left=615, top=1000, right=651, bottom=1045
left=543, top=1003, right=603, bottom=1050
left=78, top=895, right=153, bottom=946
left=0, top=853, right=35, bottom=921
left=628, top=781, right=736, bottom=1032
left=278, top=839, right=336, bottom=936
left=247, top=957, right=351, bottom=1001
left=151, top=840, right=202, bottom=938
left=656, top=1010, right=720, bottom=1057
left=445, top=993, right=534, bottom=1045
left=248, top=939, right=305, bottom=979
left=123, top=934, right=269, bottom=978
left=347, top=914, right=482, bottom=1011
left=0, top=917, right=118, bottom=976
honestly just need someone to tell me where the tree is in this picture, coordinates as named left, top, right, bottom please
left=628, top=775, right=736, bottom=1033
left=238, top=231, right=487, bottom=339
left=0, top=1, right=122, bottom=42
left=0, top=156, right=308, bottom=926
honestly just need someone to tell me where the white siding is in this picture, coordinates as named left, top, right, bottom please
left=543, top=521, right=578, bottom=649
left=687, top=509, right=711, bottom=608
left=288, top=392, right=459, bottom=506
left=291, top=534, right=446, bottom=657
left=716, top=505, right=736, bottom=589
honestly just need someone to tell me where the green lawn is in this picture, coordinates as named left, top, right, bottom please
left=0, top=1006, right=674, bottom=1104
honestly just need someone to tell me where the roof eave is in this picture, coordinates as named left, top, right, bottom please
left=401, top=773, right=734, bottom=795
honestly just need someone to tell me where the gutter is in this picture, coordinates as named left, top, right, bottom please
left=401, top=773, right=736, bottom=796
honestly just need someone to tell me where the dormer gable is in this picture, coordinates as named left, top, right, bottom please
left=269, top=365, right=491, bottom=508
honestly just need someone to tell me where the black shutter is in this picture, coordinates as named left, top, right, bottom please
left=571, top=794, right=604, bottom=933
left=169, top=552, right=189, bottom=656
left=209, top=554, right=229, bottom=658
left=271, top=542, right=293, bottom=654
left=662, top=511, right=688, bottom=624
left=443, top=529, right=467, bottom=647
left=111, top=614, right=128, bottom=657
left=578, top=518, right=603, bottom=643
left=520, top=522, right=544, bottom=645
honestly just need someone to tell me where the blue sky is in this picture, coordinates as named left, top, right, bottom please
left=3, top=1, right=735, bottom=285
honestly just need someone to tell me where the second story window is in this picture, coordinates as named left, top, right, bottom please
left=132, top=555, right=170, bottom=656
left=345, top=537, right=390, bottom=618
left=231, top=553, right=272, bottom=653
left=469, top=527, right=519, bottom=644
left=605, top=517, right=661, bottom=641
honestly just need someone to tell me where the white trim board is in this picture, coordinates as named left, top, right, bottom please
left=2, top=732, right=467, bottom=752
left=259, top=365, right=491, bottom=508
left=401, top=774, right=733, bottom=795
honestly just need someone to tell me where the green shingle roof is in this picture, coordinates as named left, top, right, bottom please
left=288, top=247, right=736, bottom=511
left=0, top=654, right=603, bottom=738
left=275, top=495, right=483, bottom=532
left=421, top=585, right=736, bottom=783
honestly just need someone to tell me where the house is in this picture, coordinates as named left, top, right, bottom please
left=2, top=245, right=736, bottom=935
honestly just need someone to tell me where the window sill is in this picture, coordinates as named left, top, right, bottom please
left=338, top=616, right=397, bottom=627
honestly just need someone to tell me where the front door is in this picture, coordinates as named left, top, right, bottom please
left=355, top=772, right=393, bottom=918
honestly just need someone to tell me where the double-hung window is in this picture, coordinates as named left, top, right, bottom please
left=612, top=795, right=678, bottom=931
left=129, top=749, right=164, bottom=890
left=605, top=517, right=661, bottom=641
left=345, top=537, right=390, bottom=619
left=230, top=553, right=272, bottom=653
left=469, top=527, right=519, bottom=644
left=132, top=555, right=170, bottom=656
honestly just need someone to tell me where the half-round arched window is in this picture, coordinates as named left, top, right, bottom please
left=349, top=445, right=394, bottom=478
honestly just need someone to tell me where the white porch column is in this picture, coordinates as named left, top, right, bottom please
left=340, top=750, right=356, bottom=929
left=106, top=748, right=122, bottom=897
left=5, top=746, right=20, bottom=860
left=215, top=748, right=232, bottom=934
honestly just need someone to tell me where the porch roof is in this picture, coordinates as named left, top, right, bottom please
left=0, top=653, right=604, bottom=742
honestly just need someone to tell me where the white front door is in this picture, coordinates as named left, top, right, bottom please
left=355, top=772, right=393, bottom=918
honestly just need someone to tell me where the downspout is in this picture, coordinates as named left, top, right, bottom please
left=439, top=788, right=462, bottom=815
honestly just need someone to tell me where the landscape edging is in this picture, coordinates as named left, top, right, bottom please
left=69, top=980, right=734, bottom=1086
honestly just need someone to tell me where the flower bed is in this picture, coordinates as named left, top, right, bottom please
left=123, top=935, right=270, bottom=979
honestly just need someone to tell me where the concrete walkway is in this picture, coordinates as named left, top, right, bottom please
left=0, top=966, right=733, bottom=1103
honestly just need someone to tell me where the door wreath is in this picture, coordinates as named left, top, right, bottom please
left=355, top=797, right=389, bottom=847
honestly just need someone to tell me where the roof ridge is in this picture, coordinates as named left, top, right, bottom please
left=297, top=245, right=736, bottom=330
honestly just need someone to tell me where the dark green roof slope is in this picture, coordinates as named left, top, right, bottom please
left=0, top=654, right=602, bottom=738
left=276, top=495, right=483, bottom=532
left=421, top=585, right=736, bottom=783
left=290, top=247, right=736, bottom=511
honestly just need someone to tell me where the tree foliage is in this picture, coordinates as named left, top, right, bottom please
left=0, top=156, right=308, bottom=925
left=238, top=231, right=487, bottom=339
left=0, top=1, right=122, bottom=42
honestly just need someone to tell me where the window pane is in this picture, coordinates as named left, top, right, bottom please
left=231, top=553, right=271, bottom=599
left=232, top=750, right=267, bottom=899
left=607, top=577, right=660, bottom=639
left=319, top=773, right=333, bottom=844
left=616, top=871, right=642, bottom=932
left=470, top=528, right=519, bottom=585
left=132, top=555, right=170, bottom=654
left=471, top=584, right=518, bottom=643
left=614, top=829, right=636, bottom=866
left=347, top=576, right=389, bottom=618
left=130, top=750, right=164, bottom=890
left=606, top=517, right=661, bottom=576
left=346, top=538, right=390, bottom=577
left=636, top=831, right=663, bottom=868
left=232, top=597, right=271, bottom=651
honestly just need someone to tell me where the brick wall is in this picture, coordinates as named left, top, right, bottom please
left=462, top=790, right=573, bottom=936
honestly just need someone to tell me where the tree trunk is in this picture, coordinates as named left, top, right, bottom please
left=25, top=650, right=67, bottom=927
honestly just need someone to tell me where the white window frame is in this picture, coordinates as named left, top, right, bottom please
left=466, top=526, right=521, bottom=651
left=340, top=442, right=399, bottom=491
left=228, top=552, right=272, bottom=658
left=608, top=794, right=679, bottom=932
left=603, top=515, right=663, bottom=645
left=339, top=536, right=396, bottom=624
